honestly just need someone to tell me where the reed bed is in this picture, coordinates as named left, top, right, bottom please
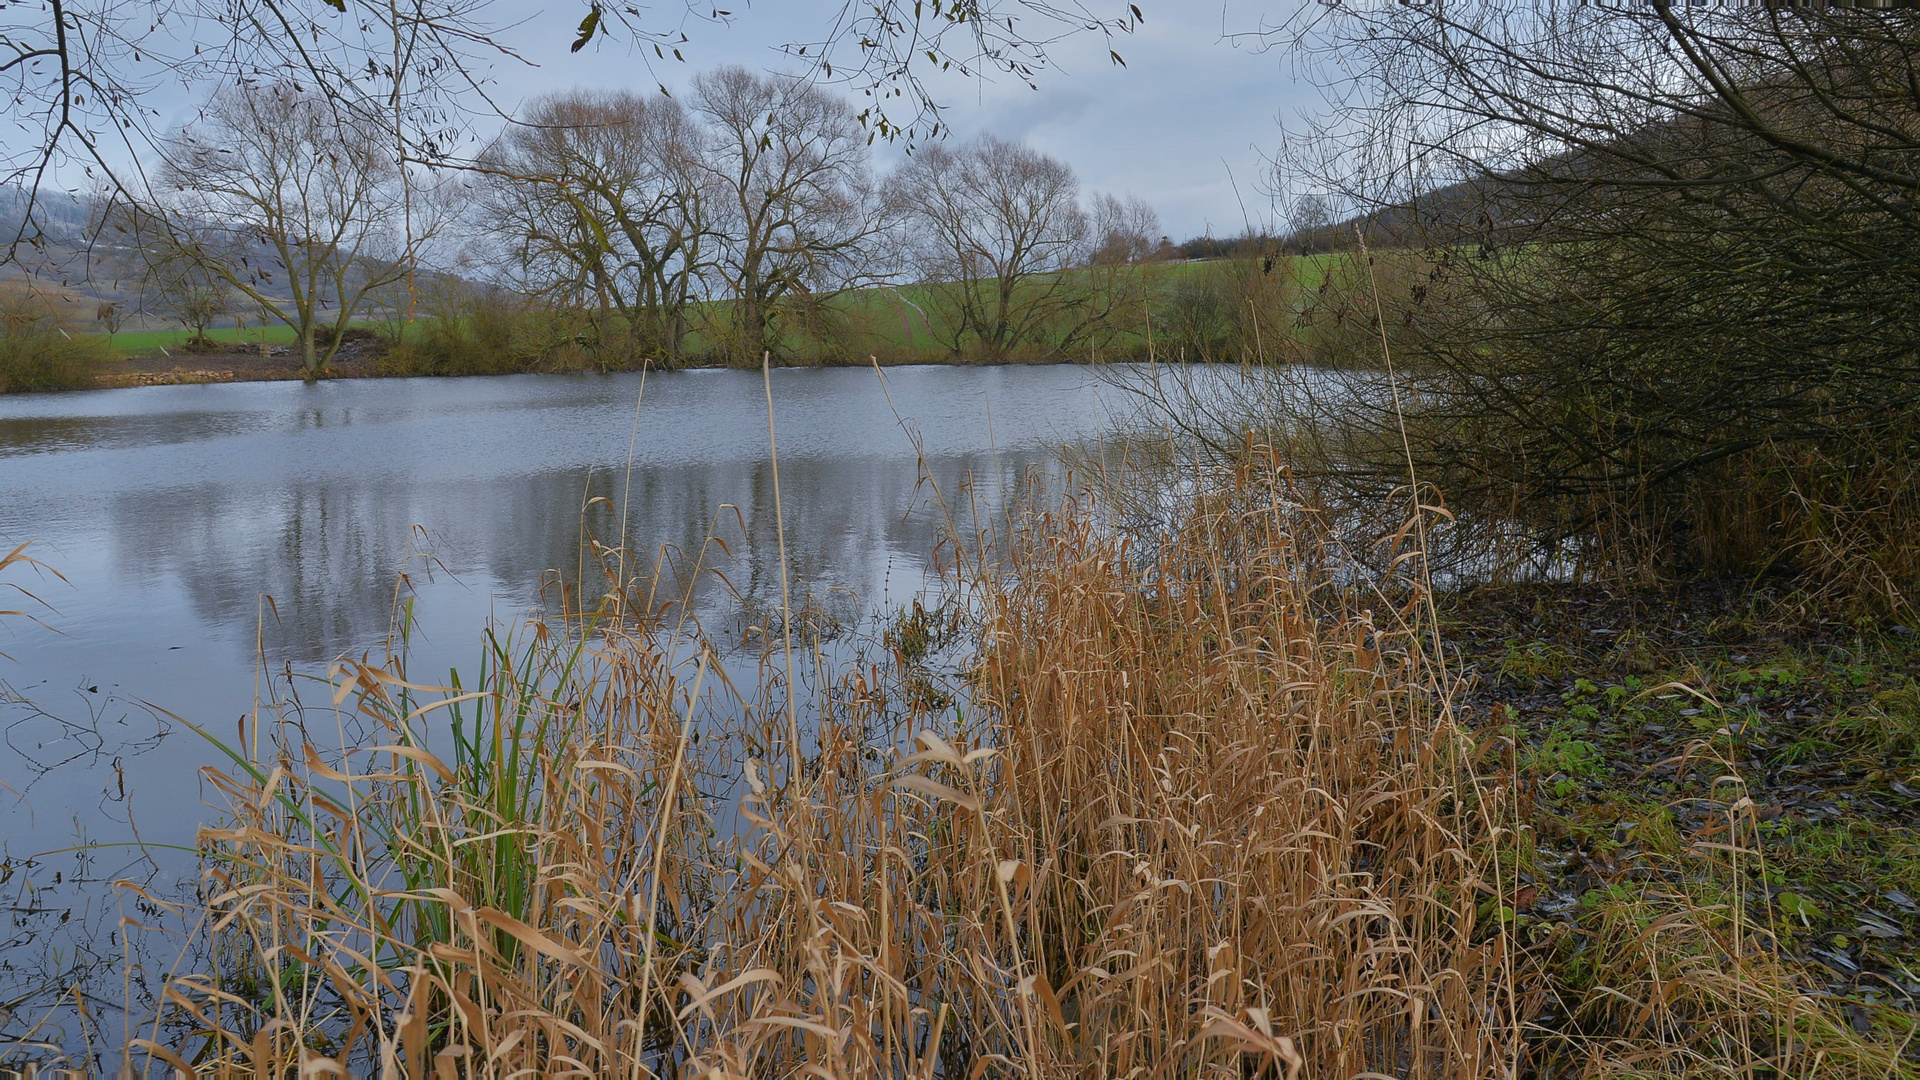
left=121, top=453, right=1909, bottom=1077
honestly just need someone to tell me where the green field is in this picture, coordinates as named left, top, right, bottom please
left=94, top=323, right=302, bottom=359
left=73, top=253, right=1380, bottom=368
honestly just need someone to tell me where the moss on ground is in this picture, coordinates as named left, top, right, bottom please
left=1447, top=580, right=1920, bottom=1072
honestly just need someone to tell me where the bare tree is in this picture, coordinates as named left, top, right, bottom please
left=480, top=90, right=708, bottom=364
left=694, top=66, right=879, bottom=364
left=4, top=0, right=1136, bottom=267
left=1089, top=192, right=1162, bottom=266
left=885, top=135, right=1100, bottom=360
left=172, top=285, right=227, bottom=343
left=145, top=82, right=432, bottom=377
left=1272, top=4, right=1920, bottom=588
left=1282, top=194, right=1336, bottom=253
left=136, top=247, right=231, bottom=343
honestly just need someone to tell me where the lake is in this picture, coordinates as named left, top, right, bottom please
left=0, top=363, right=1161, bottom=846
left=0, top=363, right=1166, bottom=1052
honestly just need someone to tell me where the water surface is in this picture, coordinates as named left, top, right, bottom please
left=0, top=365, right=1161, bottom=1064
left=0, top=365, right=1143, bottom=856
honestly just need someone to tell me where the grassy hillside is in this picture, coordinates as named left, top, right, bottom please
left=45, top=251, right=1402, bottom=380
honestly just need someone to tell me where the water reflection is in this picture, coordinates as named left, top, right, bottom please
left=0, top=365, right=1129, bottom=835
left=0, top=410, right=283, bottom=459
left=0, top=364, right=1149, bottom=1060
left=100, top=449, right=1049, bottom=663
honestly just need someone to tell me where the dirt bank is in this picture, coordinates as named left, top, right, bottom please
left=92, top=338, right=388, bottom=388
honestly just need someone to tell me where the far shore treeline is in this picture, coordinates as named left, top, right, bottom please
left=0, top=69, right=1346, bottom=389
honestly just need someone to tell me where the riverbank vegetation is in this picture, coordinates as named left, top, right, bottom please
left=34, top=245, right=1402, bottom=384
left=369, top=248, right=1375, bottom=375
left=0, top=284, right=102, bottom=392
left=91, top=444, right=1911, bottom=1076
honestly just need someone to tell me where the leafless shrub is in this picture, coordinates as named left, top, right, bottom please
left=1265, top=4, right=1920, bottom=604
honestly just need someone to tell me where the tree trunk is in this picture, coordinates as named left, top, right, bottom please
left=301, top=327, right=320, bottom=380
left=739, top=294, right=768, bottom=366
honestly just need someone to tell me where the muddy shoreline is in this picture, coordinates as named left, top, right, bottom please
left=89, top=339, right=390, bottom=388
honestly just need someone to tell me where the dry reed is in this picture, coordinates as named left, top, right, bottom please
left=123, top=446, right=1513, bottom=1076
left=120, top=453, right=1913, bottom=1077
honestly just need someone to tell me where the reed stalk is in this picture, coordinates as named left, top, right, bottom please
left=128, top=452, right=1911, bottom=1077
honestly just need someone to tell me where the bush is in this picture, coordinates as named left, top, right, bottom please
left=0, top=289, right=100, bottom=392
left=1364, top=232, right=1920, bottom=604
left=1278, top=5, right=1920, bottom=609
left=0, top=332, right=100, bottom=392
left=382, top=284, right=593, bottom=376
left=1158, top=266, right=1237, bottom=362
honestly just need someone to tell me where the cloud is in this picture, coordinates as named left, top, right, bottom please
left=481, top=2, right=1310, bottom=239
left=97, top=2, right=1314, bottom=242
left=975, top=89, right=1096, bottom=145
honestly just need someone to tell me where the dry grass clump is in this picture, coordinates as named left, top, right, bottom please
left=121, top=452, right=1912, bottom=1076
left=688, top=462, right=1517, bottom=1078
left=942, top=466, right=1510, bottom=1075
left=134, top=457, right=1523, bottom=1076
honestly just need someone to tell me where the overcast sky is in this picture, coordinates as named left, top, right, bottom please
left=97, top=3, right=1324, bottom=241
left=442, top=1, right=1320, bottom=242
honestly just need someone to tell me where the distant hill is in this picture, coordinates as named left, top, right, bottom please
left=1174, top=177, right=1501, bottom=260
left=1, top=184, right=481, bottom=332
left=1257, top=136, right=1678, bottom=256
left=0, top=184, right=93, bottom=244
left=1, top=185, right=155, bottom=319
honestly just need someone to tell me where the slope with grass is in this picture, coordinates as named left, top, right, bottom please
left=39, top=251, right=1391, bottom=390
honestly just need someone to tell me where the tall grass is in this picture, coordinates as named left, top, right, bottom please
left=121, top=455, right=1915, bottom=1076
left=131, top=455, right=1512, bottom=1075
